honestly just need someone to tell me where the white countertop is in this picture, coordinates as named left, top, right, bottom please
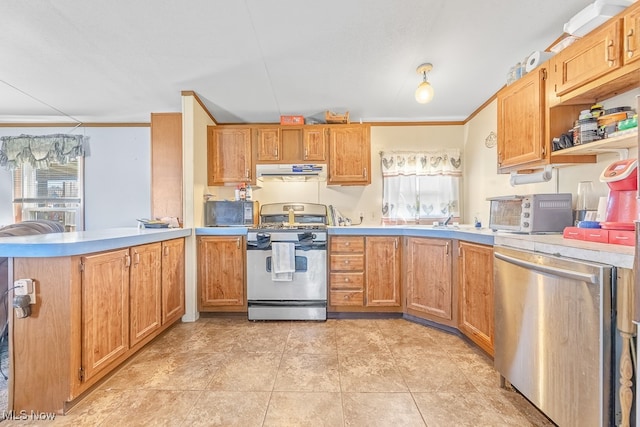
left=0, top=227, right=192, bottom=257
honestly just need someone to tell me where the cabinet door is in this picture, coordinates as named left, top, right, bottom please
left=404, top=237, right=452, bottom=320
left=497, top=68, right=546, bottom=171
left=198, top=236, right=245, bottom=309
left=129, top=243, right=162, bottom=347
left=327, top=125, right=371, bottom=185
left=365, top=236, right=401, bottom=307
left=151, top=112, right=182, bottom=221
left=302, top=127, right=327, bottom=161
left=624, top=3, right=640, bottom=64
left=81, top=249, right=130, bottom=383
left=458, top=242, right=494, bottom=356
left=161, top=238, right=185, bottom=324
left=255, top=128, right=281, bottom=161
left=555, top=19, right=622, bottom=96
left=208, top=127, right=252, bottom=185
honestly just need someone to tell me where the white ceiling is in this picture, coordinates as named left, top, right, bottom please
left=0, top=0, right=594, bottom=124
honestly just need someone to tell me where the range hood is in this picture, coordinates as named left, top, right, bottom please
left=256, top=164, right=327, bottom=182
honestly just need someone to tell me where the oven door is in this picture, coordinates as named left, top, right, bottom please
left=246, top=245, right=327, bottom=301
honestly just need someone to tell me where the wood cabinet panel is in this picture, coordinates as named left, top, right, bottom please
left=555, top=19, right=622, bottom=96
left=80, top=249, right=130, bottom=383
left=458, top=242, right=494, bottom=356
left=151, top=113, right=182, bottom=221
left=208, top=127, right=252, bottom=185
left=624, top=3, right=640, bottom=64
left=330, top=254, right=364, bottom=271
left=161, top=238, right=185, bottom=324
left=330, top=272, right=364, bottom=290
left=330, top=290, right=364, bottom=306
left=365, top=236, right=401, bottom=307
left=497, top=68, right=546, bottom=171
left=330, top=236, right=364, bottom=252
left=198, top=236, right=246, bottom=310
left=404, top=237, right=453, bottom=322
left=302, top=127, right=327, bottom=161
left=327, top=125, right=371, bottom=185
left=129, top=243, right=162, bottom=347
left=255, top=127, right=281, bottom=161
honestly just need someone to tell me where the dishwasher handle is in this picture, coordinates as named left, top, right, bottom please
left=494, top=252, right=598, bottom=285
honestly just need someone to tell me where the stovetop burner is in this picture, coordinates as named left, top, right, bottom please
left=254, top=222, right=327, bottom=231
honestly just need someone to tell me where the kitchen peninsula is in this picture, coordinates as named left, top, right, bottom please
left=0, top=227, right=190, bottom=414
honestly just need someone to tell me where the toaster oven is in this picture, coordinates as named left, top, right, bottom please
left=487, top=193, right=573, bottom=234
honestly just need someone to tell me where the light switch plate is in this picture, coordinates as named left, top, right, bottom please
left=14, top=279, right=36, bottom=304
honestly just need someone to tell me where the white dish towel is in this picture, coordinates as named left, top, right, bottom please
left=271, top=242, right=295, bottom=281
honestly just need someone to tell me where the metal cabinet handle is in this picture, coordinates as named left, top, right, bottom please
left=124, top=254, right=131, bottom=267
left=363, top=168, right=367, bottom=178
left=394, top=238, right=398, bottom=249
left=236, top=238, right=240, bottom=248
left=163, top=245, right=169, bottom=256
left=304, top=148, right=308, bottom=159
left=445, top=242, right=449, bottom=255
left=627, top=28, right=635, bottom=58
left=135, top=252, right=140, bottom=265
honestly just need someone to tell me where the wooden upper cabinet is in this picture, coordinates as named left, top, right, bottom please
left=624, top=2, right=640, bottom=64
left=302, top=127, right=327, bottom=161
left=554, top=18, right=622, bottom=97
left=497, top=67, right=546, bottom=172
left=327, top=125, right=371, bottom=185
left=458, top=241, right=494, bottom=356
left=255, top=127, right=281, bottom=161
left=208, top=126, right=253, bottom=185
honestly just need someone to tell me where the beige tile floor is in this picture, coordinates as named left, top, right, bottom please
left=4, top=318, right=555, bottom=426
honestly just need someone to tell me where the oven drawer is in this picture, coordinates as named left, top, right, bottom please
left=330, top=272, right=364, bottom=290
left=330, top=290, right=364, bottom=306
left=330, top=254, right=364, bottom=271
left=330, top=236, right=364, bottom=253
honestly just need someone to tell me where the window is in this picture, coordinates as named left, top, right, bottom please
left=13, top=159, right=84, bottom=231
left=381, top=149, right=462, bottom=224
left=1, top=133, right=86, bottom=231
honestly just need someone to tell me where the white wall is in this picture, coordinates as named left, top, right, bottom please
left=0, top=126, right=151, bottom=230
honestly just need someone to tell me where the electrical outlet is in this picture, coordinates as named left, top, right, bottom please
left=14, top=279, right=36, bottom=304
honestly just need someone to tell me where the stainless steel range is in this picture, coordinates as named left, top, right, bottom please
left=246, top=202, right=328, bottom=321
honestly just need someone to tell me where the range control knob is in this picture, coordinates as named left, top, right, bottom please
left=523, top=213, right=530, bottom=218
left=523, top=202, right=531, bottom=209
left=522, top=222, right=530, bottom=228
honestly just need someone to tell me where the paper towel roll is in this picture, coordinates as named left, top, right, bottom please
left=595, top=196, right=608, bottom=222
left=525, top=51, right=553, bottom=73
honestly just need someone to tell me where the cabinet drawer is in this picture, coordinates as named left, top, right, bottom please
left=608, top=230, right=634, bottom=246
left=330, top=290, right=363, bottom=306
left=330, top=236, right=364, bottom=253
left=330, top=254, right=364, bottom=271
left=330, top=272, right=364, bottom=290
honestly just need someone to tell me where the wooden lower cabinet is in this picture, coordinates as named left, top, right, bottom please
left=329, top=235, right=401, bottom=311
left=404, top=237, right=455, bottom=326
left=81, top=249, right=131, bottom=383
left=365, top=236, right=401, bottom=307
left=161, top=238, right=185, bottom=324
left=129, top=243, right=162, bottom=348
left=10, top=238, right=186, bottom=414
left=198, top=236, right=246, bottom=311
left=457, top=241, right=494, bottom=356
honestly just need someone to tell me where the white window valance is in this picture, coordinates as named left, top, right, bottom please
left=380, top=148, right=462, bottom=177
left=0, top=134, right=86, bottom=170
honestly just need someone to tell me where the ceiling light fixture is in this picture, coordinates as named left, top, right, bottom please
left=415, top=63, right=434, bottom=104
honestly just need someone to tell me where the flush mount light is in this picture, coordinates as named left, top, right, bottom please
left=415, top=63, right=434, bottom=104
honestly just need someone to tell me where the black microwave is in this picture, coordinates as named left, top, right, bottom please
left=204, top=201, right=258, bottom=226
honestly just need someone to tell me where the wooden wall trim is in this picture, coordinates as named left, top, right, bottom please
left=0, top=122, right=150, bottom=127
left=181, top=90, right=218, bottom=125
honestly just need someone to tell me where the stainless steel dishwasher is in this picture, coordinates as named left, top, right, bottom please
left=494, top=246, right=614, bottom=427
